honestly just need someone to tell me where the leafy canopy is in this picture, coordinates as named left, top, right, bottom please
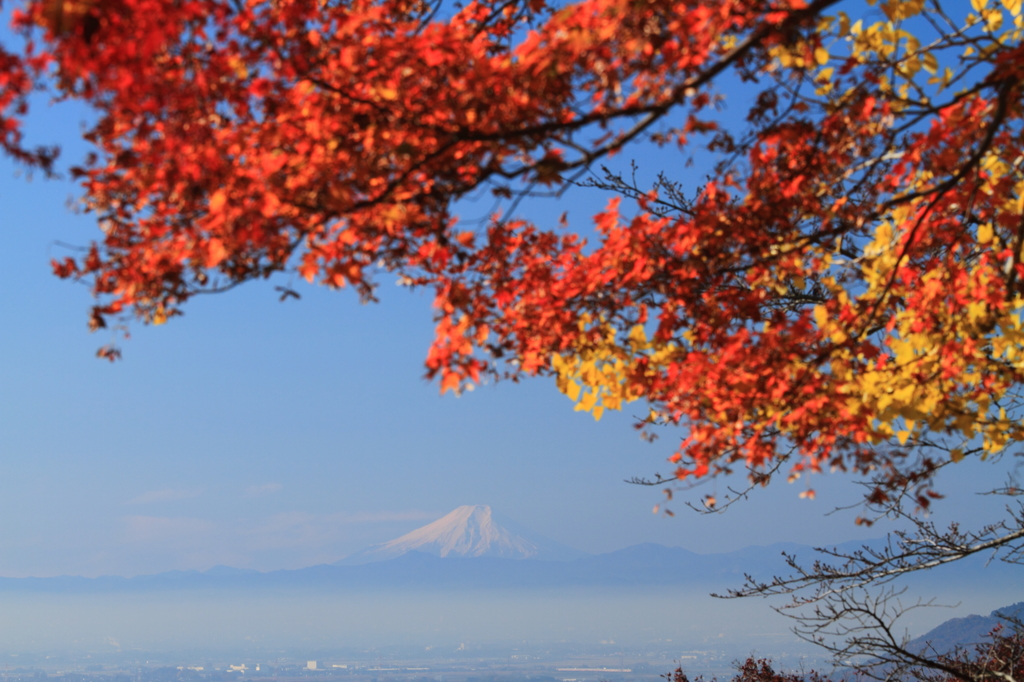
left=2, top=0, right=1023, bottom=510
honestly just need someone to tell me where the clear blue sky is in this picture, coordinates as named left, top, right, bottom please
left=0, top=82, right=1012, bottom=581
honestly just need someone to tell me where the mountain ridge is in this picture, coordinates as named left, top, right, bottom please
left=2, top=540, right=1019, bottom=595
left=3, top=508, right=1019, bottom=598
left=906, top=601, right=1024, bottom=653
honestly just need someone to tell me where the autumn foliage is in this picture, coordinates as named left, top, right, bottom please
left=668, top=629, right=1024, bottom=682
left=2, top=0, right=1023, bottom=505
left=665, top=657, right=827, bottom=682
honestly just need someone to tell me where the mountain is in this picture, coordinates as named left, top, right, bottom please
left=0, top=537, right=1019, bottom=595
left=0, top=542, right=787, bottom=593
left=202, top=565, right=262, bottom=577
left=906, top=601, right=1024, bottom=654
left=337, top=505, right=588, bottom=564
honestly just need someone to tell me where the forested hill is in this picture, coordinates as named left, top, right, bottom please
left=906, top=601, right=1024, bottom=654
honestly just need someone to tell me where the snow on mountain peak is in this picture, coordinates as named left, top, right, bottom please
left=384, top=505, right=533, bottom=558
left=338, top=505, right=587, bottom=564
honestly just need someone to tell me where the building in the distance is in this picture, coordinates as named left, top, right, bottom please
left=306, top=662, right=318, bottom=671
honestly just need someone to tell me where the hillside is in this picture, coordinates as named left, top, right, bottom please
left=907, top=601, right=1024, bottom=653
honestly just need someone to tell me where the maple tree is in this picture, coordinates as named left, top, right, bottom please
left=0, top=0, right=1022, bottom=509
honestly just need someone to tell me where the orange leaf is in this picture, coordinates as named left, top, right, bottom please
left=209, top=190, right=227, bottom=215
left=206, top=238, right=228, bottom=268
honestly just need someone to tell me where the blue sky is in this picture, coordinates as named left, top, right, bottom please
left=0, top=73, right=1016, bottom=580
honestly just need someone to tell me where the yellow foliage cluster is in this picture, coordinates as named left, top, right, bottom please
left=552, top=318, right=675, bottom=422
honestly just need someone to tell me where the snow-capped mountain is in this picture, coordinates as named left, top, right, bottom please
left=337, top=505, right=587, bottom=564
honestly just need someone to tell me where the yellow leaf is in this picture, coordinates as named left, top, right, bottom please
left=575, top=390, right=598, bottom=412
left=628, top=324, right=648, bottom=345
left=566, top=380, right=582, bottom=402
left=983, top=7, right=1003, bottom=30
left=950, top=448, right=965, bottom=462
left=813, top=305, right=829, bottom=328
left=979, top=222, right=994, bottom=244
left=814, top=47, right=830, bottom=65
left=922, top=52, right=938, bottom=74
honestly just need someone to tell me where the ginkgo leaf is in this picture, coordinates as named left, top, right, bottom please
left=922, top=52, right=938, bottom=74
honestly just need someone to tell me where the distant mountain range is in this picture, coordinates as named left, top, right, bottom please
left=0, top=506, right=1019, bottom=595
left=0, top=543, right=784, bottom=592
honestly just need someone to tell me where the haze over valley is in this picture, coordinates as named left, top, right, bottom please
left=1, top=506, right=1017, bottom=671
